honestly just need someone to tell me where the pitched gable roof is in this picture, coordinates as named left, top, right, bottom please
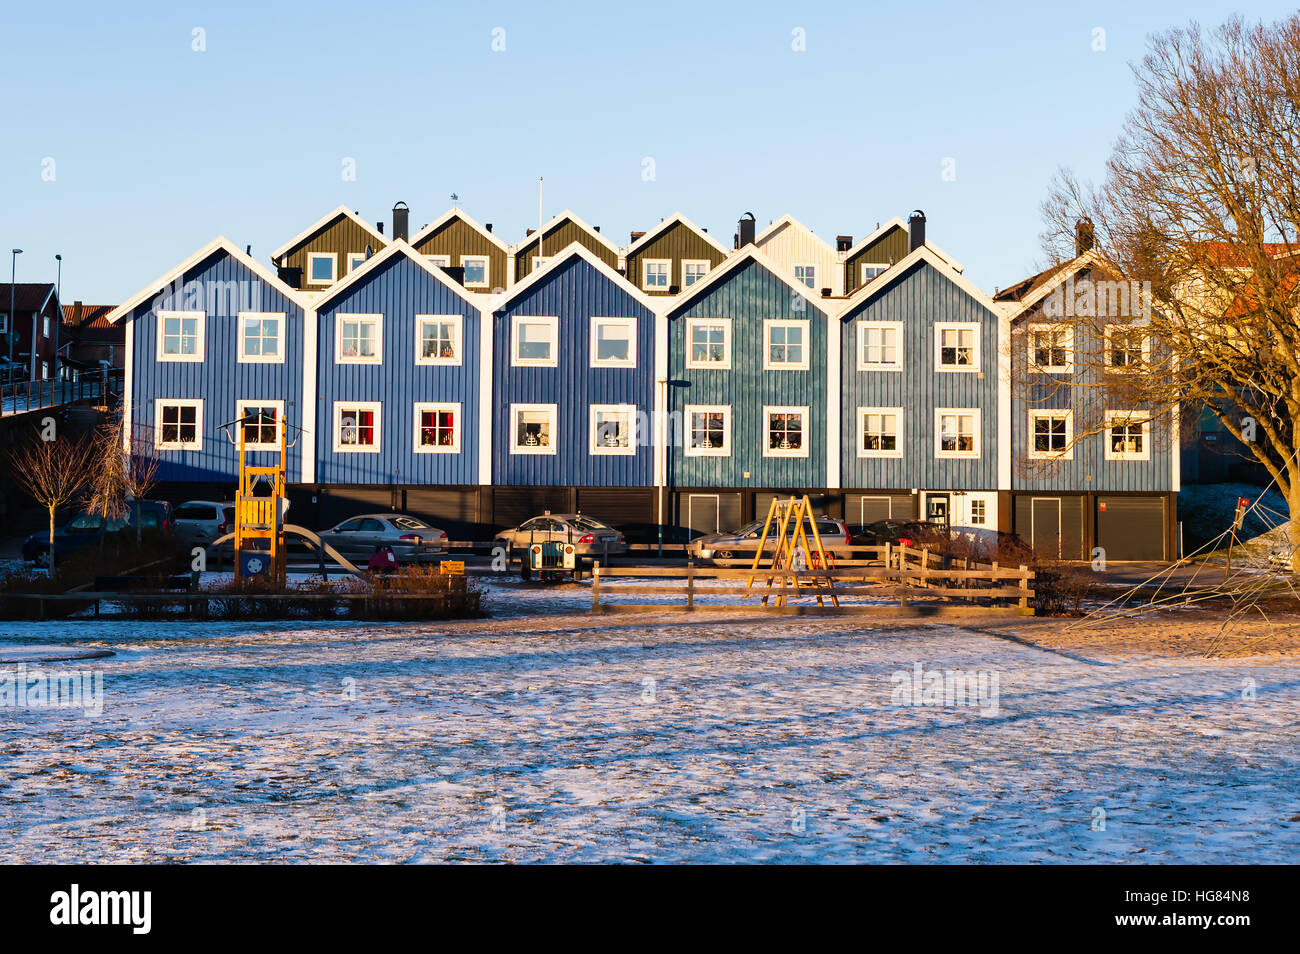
left=754, top=214, right=836, bottom=256
left=993, top=249, right=1112, bottom=321
left=513, top=209, right=623, bottom=258
left=489, top=242, right=655, bottom=313
left=841, top=217, right=909, bottom=260
left=270, top=205, right=388, bottom=264
left=625, top=212, right=731, bottom=258
left=6, top=283, right=58, bottom=314
left=309, top=239, right=487, bottom=312
left=408, top=206, right=511, bottom=256
left=666, top=244, right=830, bottom=317
left=106, top=236, right=306, bottom=324
left=836, top=244, right=1000, bottom=320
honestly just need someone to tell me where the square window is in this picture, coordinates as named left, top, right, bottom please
left=237, top=401, right=284, bottom=449
left=155, top=399, right=203, bottom=450
left=414, top=402, right=461, bottom=454
left=512, top=316, right=558, bottom=367
left=764, top=406, right=809, bottom=457
left=1029, top=410, right=1073, bottom=459
left=684, top=405, right=730, bottom=456
left=1107, top=327, right=1148, bottom=370
left=591, top=317, right=636, bottom=368
left=307, top=253, right=336, bottom=285
left=936, top=323, right=979, bottom=371
left=860, top=263, right=889, bottom=284
left=238, top=312, right=285, bottom=363
left=858, top=407, right=903, bottom=458
left=415, top=315, right=462, bottom=366
left=511, top=404, right=557, bottom=454
left=157, top=311, right=204, bottom=362
left=461, top=256, right=489, bottom=287
left=1028, top=324, right=1072, bottom=372
left=590, top=404, right=636, bottom=455
left=794, top=264, right=817, bottom=289
left=685, top=318, right=731, bottom=369
left=1105, top=412, right=1151, bottom=460
left=764, top=319, right=809, bottom=370
left=643, top=260, right=671, bottom=290
left=936, top=409, right=980, bottom=458
left=334, top=402, right=381, bottom=453
left=682, top=260, right=710, bottom=287
left=858, top=321, right=903, bottom=370
left=335, top=313, right=382, bottom=364
left=347, top=252, right=368, bottom=273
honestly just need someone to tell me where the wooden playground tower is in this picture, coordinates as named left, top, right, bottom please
left=745, top=495, right=839, bottom=607
left=231, top=411, right=289, bottom=587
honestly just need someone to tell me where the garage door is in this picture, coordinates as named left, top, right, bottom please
left=404, top=488, right=482, bottom=540
left=678, top=493, right=743, bottom=537
left=576, top=488, right=654, bottom=531
left=1096, top=496, right=1166, bottom=561
left=1014, top=495, right=1085, bottom=560
left=318, top=487, right=399, bottom=528
left=491, top=487, right=575, bottom=529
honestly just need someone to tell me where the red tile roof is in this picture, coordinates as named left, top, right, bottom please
left=61, top=303, right=116, bottom=328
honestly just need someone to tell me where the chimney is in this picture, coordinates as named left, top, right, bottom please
left=277, top=265, right=303, bottom=289
left=392, top=201, right=409, bottom=241
left=593, top=225, right=601, bottom=233
left=1075, top=217, right=1095, bottom=255
left=734, top=212, right=756, bottom=249
left=630, top=230, right=647, bottom=244
left=526, top=228, right=536, bottom=237
left=485, top=223, right=493, bottom=233
left=836, top=235, right=853, bottom=253
left=908, top=210, right=926, bottom=252
left=376, top=221, right=384, bottom=235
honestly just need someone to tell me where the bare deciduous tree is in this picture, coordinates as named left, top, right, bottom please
left=8, top=434, right=96, bottom=572
left=90, top=413, right=163, bottom=545
left=1038, top=14, right=1300, bottom=565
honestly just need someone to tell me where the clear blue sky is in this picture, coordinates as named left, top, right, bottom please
left=1, top=0, right=1289, bottom=302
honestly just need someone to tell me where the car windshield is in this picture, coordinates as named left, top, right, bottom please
left=390, top=517, right=429, bottom=531
left=67, top=514, right=102, bottom=531
left=571, top=517, right=611, bottom=532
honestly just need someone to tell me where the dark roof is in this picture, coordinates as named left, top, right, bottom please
left=62, top=303, right=116, bottom=328
left=3, top=282, right=57, bottom=313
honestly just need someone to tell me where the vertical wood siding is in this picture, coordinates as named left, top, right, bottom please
left=668, top=259, right=829, bottom=488
left=412, top=217, right=508, bottom=292
left=513, top=219, right=619, bottom=282
left=492, top=256, right=655, bottom=486
left=839, top=260, right=1000, bottom=490
left=279, top=215, right=386, bottom=282
left=625, top=221, right=728, bottom=295
left=129, top=248, right=306, bottom=482
left=754, top=221, right=843, bottom=295
left=844, top=225, right=910, bottom=294
left=315, top=255, right=482, bottom=485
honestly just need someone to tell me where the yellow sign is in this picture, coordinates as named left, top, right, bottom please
left=439, top=560, right=466, bottom=575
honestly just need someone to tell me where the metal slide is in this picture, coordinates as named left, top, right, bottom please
left=205, top=525, right=365, bottom=577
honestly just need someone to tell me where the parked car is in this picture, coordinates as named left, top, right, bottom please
left=687, top=516, right=852, bottom=565
left=21, top=500, right=173, bottom=567
left=494, top=514, right=627, bottom=562
left=851, top=519, right=947, bottom=548
left=317, top=514, right=448, bottom=564
left=172, top=500, right=235, bottom=547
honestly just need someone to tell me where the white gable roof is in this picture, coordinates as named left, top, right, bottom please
left=834, top=244, right=998, bottom=320
left=270, top=205, right=387, bottom=263
left=408, top=206, right=511, bottom=256
left=309, top=239, right=488, bottom=312
left=513, top=209, right=624, bottom=259
left=626, top=211, right=731, bottom=258
left=666, top=244, right=833, bottom=317
left=488, top=241, right=656, bottom=313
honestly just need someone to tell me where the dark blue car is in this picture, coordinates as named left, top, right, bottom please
left=22, top=500, right=173, bottom=567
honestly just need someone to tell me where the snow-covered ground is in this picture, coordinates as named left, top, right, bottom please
left=1, top=614, right=1297, bottom=863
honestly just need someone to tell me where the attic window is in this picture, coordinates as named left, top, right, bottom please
left=308, top=253, right=336, bottom=285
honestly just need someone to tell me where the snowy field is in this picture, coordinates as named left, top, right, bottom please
left=1, top=611, right=1298, bottom=863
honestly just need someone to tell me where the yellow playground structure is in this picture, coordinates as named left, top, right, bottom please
left=226, top=410, right=290, bottom=586
left=745, top=495, right=839, bottom=607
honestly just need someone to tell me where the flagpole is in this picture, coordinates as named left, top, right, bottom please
left=538, top=176, right=544, bottom=267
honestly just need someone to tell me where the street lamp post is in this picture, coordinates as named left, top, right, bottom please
left=8, top=248, right=22, bottom=387
left=53, top=254, right=62, bottom=384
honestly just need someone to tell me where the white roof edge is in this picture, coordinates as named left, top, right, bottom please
left=309, top=239, right=490, bottom=312
left=487, top=241, right=657, bottom=314
left=833, top=244, right=999, bottom=320
left=408, top=206, right=512, bottom=256
left=513, top=208, right=625, bottom=258
left=625, top=211, right=731, bottom=258
left=269, top=205, right=388, bottom=263
left=666, top=243, right=835, bottom=318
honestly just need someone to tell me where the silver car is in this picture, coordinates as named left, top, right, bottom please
left=494, top=513, right=627, bottom=561
left=173, top=500, right=236, bottom=547
left=317, top=513, right=448, bottom=564
left=687, top=516, right=852, bottom=566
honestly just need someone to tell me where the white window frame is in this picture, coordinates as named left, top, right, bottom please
left=235, top=399, right=286, bottom=450
left=856, top=320, right=904, bottom=371
left=857, top=406, right=904, bottom=459
left=426, top=254, right=452, bottom=268
left=793, top=264, right=818, bottom=289
left=763, top=405, right=810, bottom=458
left=154, top=398, right=204, bottom=451
left=510, top=403, right=558, bottom=455
left=335, top=313, right=383, bottom=365
left=763, top=318, right=811, bottom=371
left=1104, top=411, right=1152, bottom=461
left=934, top=322, right=981, bottom=372
left=1028, top=409, right=1074, bottom=461
left=347, top=252, right=368, bottom=274
left=414, top=314, right=463, bottom=367
left=935, top=408, right=981, bottom=459
left=237, top=311, right=286, bottom=364
left=681, top=259, right=711, bottom=287
left=970, top=498, right=987, bottom=526
left=0, top=313, right=8, bottom=334
left=156, top=310, right=205, bottom=363
left=590, top=316, right=637, bottom=369
left=460, top=254, right=490, bottom=288
left=684, top=404, right=732, bottom=458
left=1104, top=324, right=1151, bottom=372
left=530, top=255, right=551, bottom=272
left=685, top=318, right=732, bottom=370
left=332, top=401, right=383, bottom=454
left=413, top=401, right=462, bottom=455
left=1027, top=322, right=1074, bottom=374
left=511, top=315, right=559, bottom=368
left=589, top=404, right=637, bottom=456
left=307, top=252, right=337, bottom=286
left=859, top=263, right=889, bottom=284
left=642, top=258, right=672, bottom=291
left=42, top=315, right=50, bottom=338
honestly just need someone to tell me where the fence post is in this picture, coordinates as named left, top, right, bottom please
left=592, top=560, right=601, bottom=612
left=686, top=562, right=695, bottom=610
left=991, top=561, right=998, bottom=605
left=1019, top=564, right=1029, bottom=612
left=883, top=541, right=891, bottom=570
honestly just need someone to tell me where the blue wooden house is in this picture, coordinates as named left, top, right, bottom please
left=107, top=237, right=309, bottom=485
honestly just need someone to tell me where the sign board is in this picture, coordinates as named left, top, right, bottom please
left=439, top=560, right=465, bottom=575
left=1233, top=497, right=1250, bottom=532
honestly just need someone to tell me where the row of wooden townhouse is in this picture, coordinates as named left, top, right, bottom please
left=105, top=204, right=1177, bottom=561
